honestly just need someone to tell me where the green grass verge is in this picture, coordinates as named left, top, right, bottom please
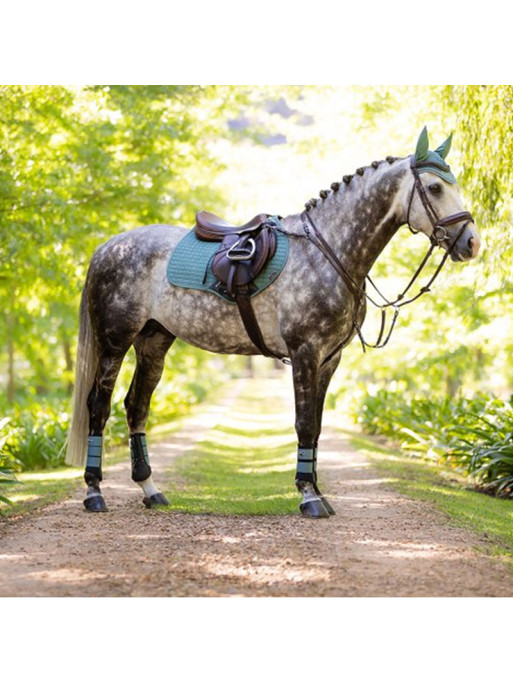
left=347, top=429, right=513, bottom=562
left=0, top=417, right=185, bottom=519
left=163, top=384, right=300, bottom=516
left=0, top=467, right=85, bottom=518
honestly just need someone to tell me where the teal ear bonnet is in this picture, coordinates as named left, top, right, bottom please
left=414, top=126, right=457, bottom=184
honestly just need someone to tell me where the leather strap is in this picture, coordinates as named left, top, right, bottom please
left=302, top=211, right=361, bottom=299
left=235, top=287, right=278, bottom=359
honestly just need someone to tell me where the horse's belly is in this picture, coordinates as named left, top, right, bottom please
left=152, top=281, right=288, bottom=356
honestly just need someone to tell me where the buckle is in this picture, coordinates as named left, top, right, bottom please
left=432, top=226, right=448, bottom=244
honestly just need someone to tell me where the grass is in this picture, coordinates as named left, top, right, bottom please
left=0, top=467, right=85, bottom=517
left=0, top=380, right=300, bottom=519
left=0, top=416, right=185, bottom=519
left=163, top=383, right=301, bottom=516
left=348, top=429, right=513, bottom=562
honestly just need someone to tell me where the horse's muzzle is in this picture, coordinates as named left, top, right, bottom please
left=447, top=222, right=481, bottom=262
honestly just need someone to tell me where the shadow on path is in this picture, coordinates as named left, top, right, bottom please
left=0, top=376, right=512, bottom=597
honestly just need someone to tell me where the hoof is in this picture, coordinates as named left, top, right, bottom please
left=84, top=495, right=108, bottom=512
left=143, top=493, right=169, bottom=509
left=319, top=496, right=336, bottom=516
left=313, top=484, right=336, bottom=515
left=300, top=498, right=330, bottom=519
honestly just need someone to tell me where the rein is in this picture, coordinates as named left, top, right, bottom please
left=300, top=155, right=474, bottom=360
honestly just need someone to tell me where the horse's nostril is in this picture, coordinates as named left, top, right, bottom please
left=468, top=235, right=481, bottom=258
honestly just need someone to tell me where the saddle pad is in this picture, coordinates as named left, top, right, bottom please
left=166, top=227, right=289, bottom=302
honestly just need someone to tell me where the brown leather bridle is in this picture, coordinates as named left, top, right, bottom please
left=407, top=155, right=474, bottom=247
left=300, top=155, right=475, bottom=362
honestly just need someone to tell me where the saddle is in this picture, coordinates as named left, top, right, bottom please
left=194, top=210, right=280, bottom=359
left=195, top=211, right=270, bottom=241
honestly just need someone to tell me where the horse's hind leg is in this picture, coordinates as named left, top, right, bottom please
left=124, top=322, right=176, bottom=509
left=85, top=345, right=131, bottom=512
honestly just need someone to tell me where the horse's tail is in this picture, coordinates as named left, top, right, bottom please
left=65, top=286, right=97, bottom=467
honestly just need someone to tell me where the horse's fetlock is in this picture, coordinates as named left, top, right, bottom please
left=84, top=471, right=102, bottom=487
left=130, top=433, right=152, bottom=482
left=132, top=462, right=152, bottom=482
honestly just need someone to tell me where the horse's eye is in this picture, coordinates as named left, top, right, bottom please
left=429, top=182, right=443, bottom=195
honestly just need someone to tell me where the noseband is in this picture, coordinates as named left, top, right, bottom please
left=300, top=156, right=475, bottom=361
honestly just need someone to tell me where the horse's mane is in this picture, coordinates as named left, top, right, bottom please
left=304, top=156, right=403, bottom=212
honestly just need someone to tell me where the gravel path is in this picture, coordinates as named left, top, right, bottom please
left=1, top=377, right=512, bottom=597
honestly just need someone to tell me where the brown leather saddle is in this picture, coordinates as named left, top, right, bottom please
left=194, top=210, right=280, bottom=359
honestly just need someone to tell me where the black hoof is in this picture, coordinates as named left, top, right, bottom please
left=300, top=498, right=330, bottom=519
left=143, top=493, right=169, bottom=509
left=313, top=485, right=336, bottom=516
left=84, top=495, right=108, bottom=512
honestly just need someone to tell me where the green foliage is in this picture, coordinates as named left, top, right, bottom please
left=450, top=402, right=513, bottom=496
left=1, top=404, right=69, bottom=470
left=356, top=389, right=513, bottom=497
left=0, top=85, right=249, bottom=403
left=328, top=85, right=513, bottom=430
left=0, top=418, right=18, bottom=505
left=354, top=433, right=513, bottom=561
left=1, top=341, right=224, bottom=472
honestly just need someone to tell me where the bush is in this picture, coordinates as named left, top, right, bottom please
left=2, top=356, right=225, bottom=472
left=1, top=404, right=70, bottom=471
left=355, top=390, right=513, bottom=497
left=0, top=417, right=19, bottom=505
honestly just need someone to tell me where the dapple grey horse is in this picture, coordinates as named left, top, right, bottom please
left=66, top=128, right=480, bottom=518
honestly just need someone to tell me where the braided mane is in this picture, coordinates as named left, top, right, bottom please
left=304, top=156, right=402, bottom=212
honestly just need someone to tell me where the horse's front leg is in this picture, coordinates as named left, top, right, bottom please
left=311, top=351, right=342, bottom=516
left=290, top=346, right=331, bottom=519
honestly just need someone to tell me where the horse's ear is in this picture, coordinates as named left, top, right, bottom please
left=435, top=132, right=453, bottom=160
left=415, top=126, right=430, bottom=162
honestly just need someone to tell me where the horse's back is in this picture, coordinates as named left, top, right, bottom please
left=86, top=224, right=186, bottom=330
left=90, top=224, right=186, bottom=268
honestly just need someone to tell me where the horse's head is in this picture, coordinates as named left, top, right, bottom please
left=402, top=127, right=480, bottom=262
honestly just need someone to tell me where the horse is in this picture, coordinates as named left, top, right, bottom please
left=65, top=127, right=480, bottom=518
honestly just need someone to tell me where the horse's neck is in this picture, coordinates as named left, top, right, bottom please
left=301, top=158, right=409, bottom=285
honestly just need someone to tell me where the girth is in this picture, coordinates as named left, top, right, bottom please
left=194, top=212, right=284, bottom=361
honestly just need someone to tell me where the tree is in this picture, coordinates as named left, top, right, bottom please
left=0, top=85, right=246, bottom=402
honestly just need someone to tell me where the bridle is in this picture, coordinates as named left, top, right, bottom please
left=299, top=155, right=475, bottom=362
left=407, top=156, right=474, bottom=246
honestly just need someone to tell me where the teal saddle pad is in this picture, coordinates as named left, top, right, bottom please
left=166, top=225, right=289, bottom=302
